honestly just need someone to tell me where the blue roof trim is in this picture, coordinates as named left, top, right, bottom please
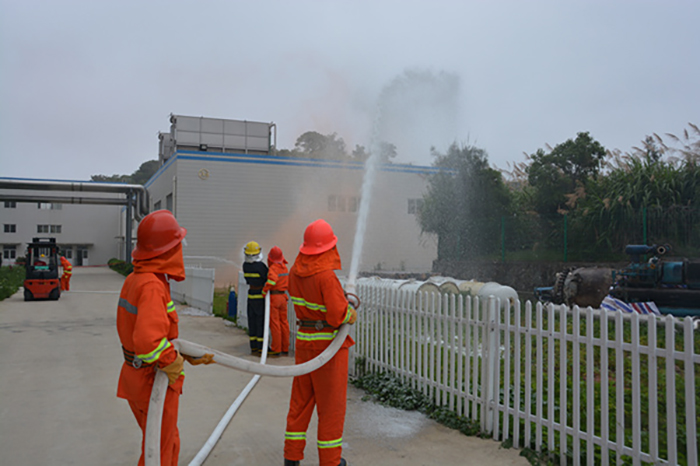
left=145, top=150, right=443, bottom=182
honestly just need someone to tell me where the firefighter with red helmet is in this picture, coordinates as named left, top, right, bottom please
left=116, top=210, right=214, bottom=466
left=262, top=246, right=290, bottom=356
left=284, top=219, right=358, bottom=466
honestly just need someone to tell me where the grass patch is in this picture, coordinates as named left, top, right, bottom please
left=0, top=265, right=25, bottom=301
left=213, top=287, right=239, bottom=325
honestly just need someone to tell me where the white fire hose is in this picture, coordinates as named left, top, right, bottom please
left=145, top=292, right=351, bottom=466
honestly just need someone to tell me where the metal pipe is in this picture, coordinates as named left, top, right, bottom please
left=0, top=194, right=129, bottom=205
left=126, top=195, right=134, bottom=263
left=0, top=178, right=149, bottom=219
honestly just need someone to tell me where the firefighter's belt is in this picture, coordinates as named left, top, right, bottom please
left=270, top=290, right=287, bottom=295
left=297, top=319, right=335, bottom=330
left=122, top=346, right=154, bottom=369
left=248, top=287, right=262, bottom=292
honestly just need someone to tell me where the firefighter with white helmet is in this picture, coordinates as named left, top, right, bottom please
left=243, top=240, right=268, bottom=354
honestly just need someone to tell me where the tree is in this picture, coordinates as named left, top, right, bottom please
left=527, top=132, right=606, bottom=215
left=419, top=143, right=511, bottom=260
left=91, top=160, right=159, bottom=185
left=294, top=131, right=348, bottom=160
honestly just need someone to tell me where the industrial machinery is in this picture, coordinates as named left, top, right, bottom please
left=610, top=244, right=700, bottom=317
left=536, top=244, right=700, bottom=317
left=24, top=237, right=61, bottom=301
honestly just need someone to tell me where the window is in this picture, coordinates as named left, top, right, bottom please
left=37, top=224, right=50, bottom=233
left=3, top=224, right=16, bottom=233
left=154, top=200, right=162, bottom=211
left=3, top=246, right=16, bottom=259
left=65, top=248, right=72, bottom=259
left=166, top=194, right=173, bottom=212
left=4, top=201, right=16, bottom=208
left=37, top=203, right=62, bottom=210
left=50, top=225, right=62, bottom=234
left=82, top=249, right=88, bottom=259
left=329, top=195, right=360, bottom=213
left=408, top=198, right=424, bottom=214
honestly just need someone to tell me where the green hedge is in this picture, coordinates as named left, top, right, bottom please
left=0, top=266, right=25, bottom=301
left=108, top=258, right=133, bottom=277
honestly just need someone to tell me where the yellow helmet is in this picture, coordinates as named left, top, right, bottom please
left=244, top=241, right=261, bottom=256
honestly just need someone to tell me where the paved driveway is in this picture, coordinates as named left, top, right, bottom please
left=0, top=267, right=529, bottom=465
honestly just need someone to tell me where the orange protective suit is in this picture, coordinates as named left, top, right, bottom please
left=262, top=257, right=290, bottom=354
left=60, top=256, right=72, bottom=291
left=116, top=243, right=186, bottom=466
left=284, top=246, right=355, bottom=466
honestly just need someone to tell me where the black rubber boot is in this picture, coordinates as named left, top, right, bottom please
left=284, top=459, right=300, bottom=466
left=338, top=459, right=347, bottom=466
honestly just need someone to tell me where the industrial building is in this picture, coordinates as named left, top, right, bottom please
left=1, top=114, right=439, bottom=284
left=0, top=192, right=123, bottom=266
left=149, top=114, right=439, bottom=286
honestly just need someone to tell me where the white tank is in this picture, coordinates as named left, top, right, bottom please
left=477, top=282, right=519, bottom=308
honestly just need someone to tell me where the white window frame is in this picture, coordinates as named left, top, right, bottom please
left=3, top=246, right=17, bottom=259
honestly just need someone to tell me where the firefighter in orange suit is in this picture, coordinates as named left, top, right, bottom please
left=262, top=246, right=290, bottom=356
left=116, top=210, right=214, bottom=466
left=60, top=256, right=72, bottom=291
left=284, top=219, right=359, bottom=466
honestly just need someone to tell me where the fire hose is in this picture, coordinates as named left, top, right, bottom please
left=144, top=293, right=352, bottom=466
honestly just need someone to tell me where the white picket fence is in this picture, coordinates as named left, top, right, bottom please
left=170, top=267, right=215, bottom=313
left=348, top=284, right=699, bottom=466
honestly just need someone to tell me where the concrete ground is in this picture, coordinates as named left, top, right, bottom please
left=0, top=267, right=530, bottom=466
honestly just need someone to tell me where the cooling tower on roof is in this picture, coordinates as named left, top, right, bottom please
left=158, top=114, right=276, bottom=165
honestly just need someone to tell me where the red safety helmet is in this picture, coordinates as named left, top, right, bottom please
left=132, top=210, right=187, bottom=260
left=268, top=246, right=286, bottom=264
left=299, top=219, right=337, bottom=255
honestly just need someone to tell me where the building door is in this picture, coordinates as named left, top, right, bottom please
left=77, top=246, right=88, bottom=266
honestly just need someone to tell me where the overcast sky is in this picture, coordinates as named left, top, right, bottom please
left=1, top=0, right=698, bottom=181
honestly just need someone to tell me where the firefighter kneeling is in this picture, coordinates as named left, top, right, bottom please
left=116, top=210, right=214, bottom=466
left=284, top=219, right=359, bottom=466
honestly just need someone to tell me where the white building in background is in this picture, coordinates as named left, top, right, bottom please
left=0, top=192, right=123, bottom=266
left=0, top=115, right=439, bottom=282
left=148, top=114, right=438, bottom=287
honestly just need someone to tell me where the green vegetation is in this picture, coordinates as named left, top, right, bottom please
left=352, top=371, right=481, bottom=436
left=212, top=287, right=237, bottom=324
left=419, top=123, right=700, bottom=262
left=0, top=266, right=25, bottom=301
left=92, top=160, right=159, bottom=184
left=420, top=143, right=512, bottom=261
left=107, top=258, right=133, bottom=277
